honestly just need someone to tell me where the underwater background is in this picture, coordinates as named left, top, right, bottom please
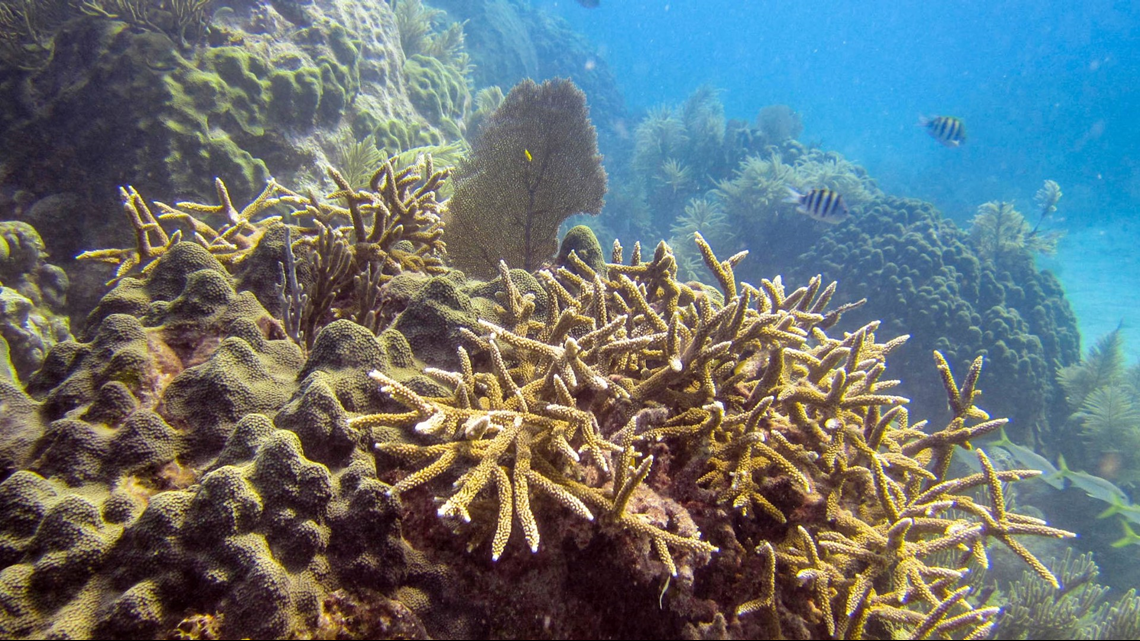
left=545, top=0, right=1140, bottom=360
left=0, top=0, right=1139, bottom=638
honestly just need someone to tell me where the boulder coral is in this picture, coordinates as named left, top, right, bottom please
left=792, top=196, right=1079, bottom=440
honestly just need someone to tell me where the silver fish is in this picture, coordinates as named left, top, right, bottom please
left=784, top=187, right=849, bottom=224
left=990, top=430, right=1065, bottom=490
left=1054, top=454, right=1129, bottom=504
left=1098, top=495, right=1140, bottom=526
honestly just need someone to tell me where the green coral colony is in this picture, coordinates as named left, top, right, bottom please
left=0, top=0, right=1133, bottom=639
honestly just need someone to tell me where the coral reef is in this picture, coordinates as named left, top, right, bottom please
left=0, top=0, right=478, bottom=325
left=0, top=187, right=1080, bottom=638
left=78, top=151, right=450, bottom=351
left=791, top=196, right=1079, bottom=439
left=445, top=77, right=607, bottom=277
left=360, top=228, right=1073, bottom=638
left=594, top=85, right=876, bottom=278
left=0, top=239, right=425, bottom=639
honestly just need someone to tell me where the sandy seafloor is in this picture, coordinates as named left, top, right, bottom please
left=1042, top=226, right=1140, bottom=364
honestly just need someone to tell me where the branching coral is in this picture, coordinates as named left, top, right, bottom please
left=669, top=199, right=731, bottom=283
left=79, top=153, right=450, bottom=349
left=354, top=229, right=1073, bottom=638
left=78, top=179, right=289, bottom=283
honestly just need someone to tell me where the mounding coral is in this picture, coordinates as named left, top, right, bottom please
left=0, top=0, right=483, bottom=326
left=792, top=195, right=1079, bottom=439
left=0, top=222, right=71, bottom=384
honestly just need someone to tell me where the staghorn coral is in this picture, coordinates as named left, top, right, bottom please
left=444, top=77, right=607, bottom=277
left=670, top=198, right=732, bottom=283
left=2, top=204, right=1085, bottom=639
left=1, top=0, right=465, bottom=298
left=78, top=153, right=450, bottom=350
left=77, top=180, right=290, bottom=284
left=279, top=154, right=450, bottom=348
left=354, top=229, right=1073, bottom=638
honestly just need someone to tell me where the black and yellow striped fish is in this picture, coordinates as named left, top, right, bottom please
left=784, top=187, right=849, bottom=224
left=921, top=115, right=966, bottom=147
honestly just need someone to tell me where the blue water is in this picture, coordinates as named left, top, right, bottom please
left=539, top=0, right=1140, bottom=360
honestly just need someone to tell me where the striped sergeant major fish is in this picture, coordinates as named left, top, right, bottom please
left=784, top=187, right=849, bottom=224
left=920, top=115, right=966, bottom=147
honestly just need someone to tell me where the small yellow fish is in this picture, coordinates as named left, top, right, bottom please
left=524, top=149, right=533, bottom=162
